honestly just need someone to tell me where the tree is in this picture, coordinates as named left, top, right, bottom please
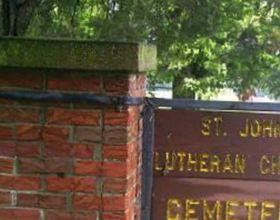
left=1, top=0, right=279, bottom=99
left=1, top=0, right=41, bottom=36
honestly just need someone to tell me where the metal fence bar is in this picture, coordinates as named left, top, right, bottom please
left=149, top=97, right=280, bottom=112
left=0, top=90, right=144, bottom=106
left=2, top=90, right=280, bottom=111
left=141, top=102, right=155, bottom=220
left=4, top=90, right=280, bottom=220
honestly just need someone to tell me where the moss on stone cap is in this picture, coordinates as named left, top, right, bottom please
left=0, top=37, right=157, bottom=72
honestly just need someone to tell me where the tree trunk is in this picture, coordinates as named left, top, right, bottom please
left=172, top=74, right=195, bottom=99
left=0, top=1, right=2, bottom=34
left=1, top=0, right=41, bottom=36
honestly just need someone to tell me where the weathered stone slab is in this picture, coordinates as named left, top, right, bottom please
left=0, top=37, right=157, bottom=72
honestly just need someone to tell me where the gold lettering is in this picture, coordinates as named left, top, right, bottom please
left=210, top=155, right=221, bottom=173
left=187, top=153, right=198, bottom=172
left=240, top=119, right=249, bottom=137
left=240, top=119, right=280, bottom=138
left=177, top=152, right=186, bottom=172
left=203, top=200, right=222, bottom=220
left=235, top=154, right=246, bottom=174
left=251, top=119, right=262, bottom=138
left=165, top=152, right=177, bottom=171
left=273, top=123, right=280, bottom=138
left=278, top=156, right=280, bottom=175
left=185, top=199, right=199, bottom=220
left=260, top=155, right=270, bottom=175
left=271, top=156, right=280, bottom=175
left=223, top=154, right=234, bottom=173
left=244, top=201, right=257, bottom=220
left=154, top=152, right=163, bottom=171
left=167, top=198, right=182, bottom=220
left=261, top=201, right=276, bottom=220
left=225, top=201, right=239, bottom=220
left=214, top=117, right=223, bottom=136
left=200, top=153, right=209, bottom=173
left=167, top=199, right=280, bottom=220
left=202, top=117, right=211, bottom=136
left=263, top=120, right=273, bottom=137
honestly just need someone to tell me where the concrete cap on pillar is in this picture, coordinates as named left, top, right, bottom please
left=0, top=37, right=157, bottom=72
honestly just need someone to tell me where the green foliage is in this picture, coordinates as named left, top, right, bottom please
left=10, top=0, right=280, bottom=98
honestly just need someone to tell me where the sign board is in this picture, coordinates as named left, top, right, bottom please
left=152, top=109, right=280, bottom=219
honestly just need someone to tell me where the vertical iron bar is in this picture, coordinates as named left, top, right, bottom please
left=141, top=102, right=155, bottom=220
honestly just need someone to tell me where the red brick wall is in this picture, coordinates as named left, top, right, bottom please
left=0, top=69, right=146, bottom=220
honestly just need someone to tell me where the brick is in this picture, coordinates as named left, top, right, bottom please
left=102, top=212, right=126, bottom=220
left=45, top=142, right=72, bottom=157
left=0, top=107, right=40, bottom=123
left=17, top=193, right=38, bottom=207
left=72, top=177, right=96, bottom=192
left=73, top=195, right=101, bottom=211
left=0, top=191, right=11, bottom=205
left=45, top=142, right=94, bottom=158
left=104, top=74, right=146, bottom=97
left=46, top=210, right=96, bottom=220
left=102, top=162, right=127, bottom=178
left=103, top=146, right=127, bottom=161
left=126, top=185, right=137, bottom=203
left=0, top=98, right=17, bottom=105
left=16, top=124, right=41, bottom=141
left=104, top=112, right=130, bottom=126
left=16, top=142, right=40, bottom=157
left=103, top=178, right=127, bottom=193
left=43, top=198, right=66, bottom=212
left=0, top=208, right=40, bottom=220
left=103, top=126, right=128, bottom=145
left=0, top=125, right=13, bottom=140
left=0, top=141, right=16, bottom=156
left=73, top=143, right=94, bottom=159
left=46, top=177, right=71, bottom=192
left=0, top=175, right=13, bottom=189
left=19, top=158, right=72, bottom=174
left=126, top=141, right=138, bottom=157
left=46, top=177, right=95, bottom=192
left=74, top=161, right=101, bottom=175
left=0, top=157, right=13, bottom=173
left=18, top=158, right=44, bottom=174
left=14, top=176, right=41, bottom=190
left=0, top=71, right=43, bottom=90
left=128, top=121, right=139, bottom=139
left=42, top=126, right=69, bottom=142
left=46, top=158, right=73, bottom=174
left=48, top=73, right=101, bottom=92
left=127, top=154, right=138, bottom=173
left=47, top=109, right=101, bottom=126
left=104, top=77, right=129, bottom=96
left=0, top=175, right=40, bottom=190
left=134, top=205, right=141, bottom=220
left=74, top=127, right=101, bottom=143
left=102, top=196, right=126, bottom=211
left=128, top=74, right=147, bottom=97
left=133, top=74, right=147, bottom=97
left=104, top=107, right=140, bottom=126
left=17, top=193, right=66, bottom=209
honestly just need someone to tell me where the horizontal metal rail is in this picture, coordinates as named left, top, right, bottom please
left=0, top=90, right=144, bottom=106
left=1, top=90, right=280, bottom=112
left=149, top=97, right=280, bottom=112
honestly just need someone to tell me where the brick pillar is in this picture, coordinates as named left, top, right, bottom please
left=0, top=38, right=156, bottom=220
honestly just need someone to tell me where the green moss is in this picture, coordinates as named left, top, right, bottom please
left=0, top=37, right=157, bottom=72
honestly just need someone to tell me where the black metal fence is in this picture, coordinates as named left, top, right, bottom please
left=1, top=90, right=280, bottom=220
